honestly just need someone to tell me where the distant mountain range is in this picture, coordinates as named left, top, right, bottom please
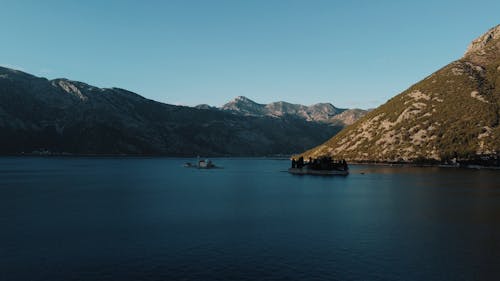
left=0, top=67, right=365, bottom=156
left=302, top=24, right=500, bottom=166
left=197, top=96, right=367, bottom=126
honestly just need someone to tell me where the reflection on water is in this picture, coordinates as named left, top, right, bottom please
left=0, top=157, right=499, bottom=281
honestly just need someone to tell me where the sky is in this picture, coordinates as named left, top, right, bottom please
left=1, top=0, right=499, bottom=109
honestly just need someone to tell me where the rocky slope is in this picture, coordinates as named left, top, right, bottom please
left=302, top=24, right=500, bottom=165
left=218, top=96, right=366, bottom=126
left=0, top=66, right=343, bottom=156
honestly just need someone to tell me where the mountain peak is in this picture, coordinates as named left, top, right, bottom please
left=221, top=96, right=264, bottom=115
left=233, top=96, right=257, bottom=103
left=463, top=24, right=500, bottom=63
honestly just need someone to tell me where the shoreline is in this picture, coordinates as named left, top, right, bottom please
left=348, top=161, right=500, bottom=170
left=0, top=153, right=292, bottom=160
left=1, top=154, right=499, bottom=170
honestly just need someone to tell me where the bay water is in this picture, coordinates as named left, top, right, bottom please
left=1, top=157, right=500, bottom=280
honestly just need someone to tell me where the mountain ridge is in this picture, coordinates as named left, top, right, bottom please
left=197, top=95, right=367, bottom=126
left=0, top=66, right=348, bottom=156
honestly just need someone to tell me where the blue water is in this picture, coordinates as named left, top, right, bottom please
left=1, top=157, right=500, bottom=281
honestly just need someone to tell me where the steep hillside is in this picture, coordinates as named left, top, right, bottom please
left=0, top=67, right=342, bottom=156
left=303, top=25, right=500, bottom=165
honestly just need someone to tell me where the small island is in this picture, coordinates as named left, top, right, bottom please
left=289, top=156, right=349, bottom=176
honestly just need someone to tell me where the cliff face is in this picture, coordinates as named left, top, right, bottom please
left=0, top=67, right=343, bottom=156
left=302, top=25, right=500, bottom=165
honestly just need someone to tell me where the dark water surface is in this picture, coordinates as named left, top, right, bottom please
left=1, top=157, right=500, bottom=281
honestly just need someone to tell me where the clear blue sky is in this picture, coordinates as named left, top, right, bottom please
left=1, top=0, right=499, bottom=109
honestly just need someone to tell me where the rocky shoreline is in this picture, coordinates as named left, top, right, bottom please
left=348, top=161, right=500, bottom=170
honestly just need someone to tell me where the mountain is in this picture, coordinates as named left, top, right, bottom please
left=194, top=104, right=216, bottom=110
left=220, top=96, right=267, bottom=116
left=0, top=66, right=343, bottom=156
left=302, top=24, right=500, bottom=166
left=329, top=108, right=368, bottom=126
left=219, top=96, right=366, bottom=126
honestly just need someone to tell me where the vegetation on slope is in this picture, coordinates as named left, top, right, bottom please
left=302, top=25, right=500, bottom=166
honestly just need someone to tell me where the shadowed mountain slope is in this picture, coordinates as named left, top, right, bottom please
left=0, top=67, right=343, bottom=156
